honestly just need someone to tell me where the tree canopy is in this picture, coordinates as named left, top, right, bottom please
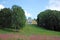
left=37, top=9, right=60, bottom=31
left=0, top=8, right=12, bottom=28
left=11, top=5, right=26, bottom=29
left=0, top=5, right=26, bottom=30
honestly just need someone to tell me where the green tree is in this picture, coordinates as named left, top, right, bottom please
left=12, top=5, right=26, bottom=30
left=37, top=9, right=60, bottom=31
left=0, top=8, right=12, bottom=28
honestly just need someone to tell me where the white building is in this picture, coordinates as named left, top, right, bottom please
left=27, top=17, right=32, bottom=24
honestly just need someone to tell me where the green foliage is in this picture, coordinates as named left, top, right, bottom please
left=37, top=9, right=60, bottom=31
left=12, top=5, right=26, bottom=29
left=20, top=24, right=60, bottom=36
left=0, top=8, right=12, bottom=28
left=0, top=5, right=26, bottom=30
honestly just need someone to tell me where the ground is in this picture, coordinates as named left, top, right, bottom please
left=0, top=24, right=60, bottom=40
left=0, top=34, right=60, bottom=40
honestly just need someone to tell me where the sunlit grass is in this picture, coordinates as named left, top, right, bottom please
left=0, top=24, right=60, bottom=36
left=20, top=24, right=60, bottom=36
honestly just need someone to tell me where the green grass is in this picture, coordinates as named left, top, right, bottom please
left=20, top=24, right=60, bottom=36
left=0, top=24, right=60, bottom=36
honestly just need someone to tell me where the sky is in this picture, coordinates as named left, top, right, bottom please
left=0, top=0, right=60, bottom=19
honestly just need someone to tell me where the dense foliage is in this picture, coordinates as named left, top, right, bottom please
left=0, top=8, right=12, bottom=28
left=12, top=5, right=26, bottom=29
left=37, top=9, right=60, bottom=31
left=0, top=5, right=26, bottom=30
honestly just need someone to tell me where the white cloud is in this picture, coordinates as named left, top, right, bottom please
left=46, top=0, right=60, bottom=11
left=25, top=10, right=31, bottom=18
left=0, top=4, right=4, bottom=9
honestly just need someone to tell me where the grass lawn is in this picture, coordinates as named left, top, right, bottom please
left=20, top=24, right=60, bottom=36
left=0, top=24, right=60, bottom=36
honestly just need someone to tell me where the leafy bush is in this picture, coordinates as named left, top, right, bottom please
left=37, top=9, right=60, bottom=31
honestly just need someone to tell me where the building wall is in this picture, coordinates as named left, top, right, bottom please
left=32, top=20, right=37, bottom=24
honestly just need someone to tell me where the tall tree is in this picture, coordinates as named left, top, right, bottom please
left=0, top=8, right=12, bottom=28
left=37, top=9, right=60, bottom=31
left=12, top=5, right=26, bottom=29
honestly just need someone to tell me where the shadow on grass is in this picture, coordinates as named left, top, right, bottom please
left=0, top=27, right=19, bottom=33
left=35, top=24, right=60, bottom=32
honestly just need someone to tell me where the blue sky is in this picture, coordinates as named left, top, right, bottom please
left=0, top=0, right=60, bottom=19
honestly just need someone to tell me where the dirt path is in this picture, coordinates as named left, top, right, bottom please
left=0, top=34, right=60, bottom=40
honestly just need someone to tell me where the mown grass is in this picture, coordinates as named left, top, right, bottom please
left=0, top=24, right=60, bottom=36
left=20, top=24, right=60, bottom=36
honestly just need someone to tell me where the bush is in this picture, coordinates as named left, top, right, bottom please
left=37, top=9, right=60, bottom=31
